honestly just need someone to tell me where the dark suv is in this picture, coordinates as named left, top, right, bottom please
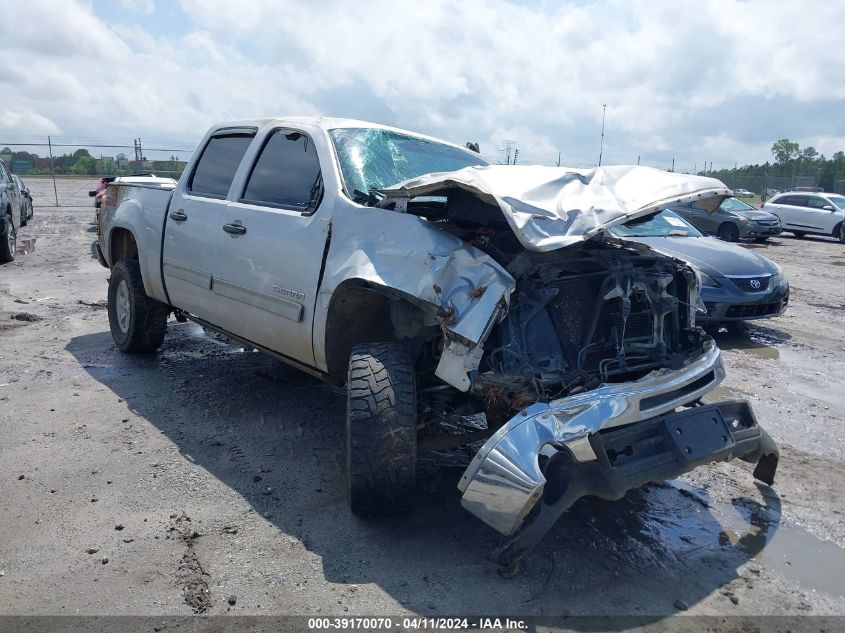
left=0, top=160, right=22, bottom=263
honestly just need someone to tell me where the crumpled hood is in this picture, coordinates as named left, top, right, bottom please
left=381, top=164, right=732, bottom=251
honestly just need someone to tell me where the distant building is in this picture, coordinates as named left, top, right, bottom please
left=11, top=159, right=33, bottom=174
left=0, top=150, right=11, bottom=166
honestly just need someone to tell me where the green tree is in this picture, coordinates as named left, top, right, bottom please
left=70, top=150, right=96, bottom=175
left=771, top=139, right=800, bottom=164
left=801, top=146, right=819, bottom=161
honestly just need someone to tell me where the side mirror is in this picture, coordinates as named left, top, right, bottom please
left=88, top=190, right=97, bottom=197
left=822, top=205, right=835, bottom=211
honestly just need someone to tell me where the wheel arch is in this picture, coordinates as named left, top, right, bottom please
left=323, top=279, right=437, bottom=382
left=108, top=226, right=139, bottom=267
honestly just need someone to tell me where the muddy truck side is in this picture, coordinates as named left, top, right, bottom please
left=96, top=116, right=778, bottom=571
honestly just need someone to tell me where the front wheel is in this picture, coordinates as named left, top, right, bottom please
left=107, top=260, right=169, bottom=353
left=718, top=222, right=740, bottom=242
left=346, top=342, right=417, bottom=516
left=835, top=223, right=845, bottom=244
left=0, top=215, right=15, bottom=263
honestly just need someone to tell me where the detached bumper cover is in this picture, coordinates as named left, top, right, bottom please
left=484, top=400, right=778, bottom=568
left=459, top=340, right=727, bottom=535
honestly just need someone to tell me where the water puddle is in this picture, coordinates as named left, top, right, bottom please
left=705, top=385, right=752, bottom=401
left=668, top=481, right=845, bottom=598
left=710, top=322, right=796, bottom=361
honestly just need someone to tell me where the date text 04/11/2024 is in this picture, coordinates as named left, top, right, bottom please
left=307, top=617, right=528, bottom=630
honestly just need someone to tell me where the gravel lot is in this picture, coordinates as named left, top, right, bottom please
left=1, top=177, right=844, bottom=620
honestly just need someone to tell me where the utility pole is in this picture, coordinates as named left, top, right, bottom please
left=671, top=157, right=675, bottom=172
left=598, top=104, right=607, bottom=166
left=556, top=151, right=561, bottom=167
left=500, top=139, right=516, bottom=165
left=637, top=155, right=640, bottom=165
left=47, top=135, right=58, bottom=207
left=512, top=149, right=519, bottom=165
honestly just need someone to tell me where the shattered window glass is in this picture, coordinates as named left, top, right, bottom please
left=329, top=128, right=487, bottom=203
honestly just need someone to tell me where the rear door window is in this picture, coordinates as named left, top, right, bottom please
left=188, top=134, right=255, bottom=198
left=241, top=130, right=323, bottom=213
left=776, top=195, right=807, bottom=207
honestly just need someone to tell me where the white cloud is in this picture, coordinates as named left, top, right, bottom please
left=1, top=0, right=844, bottom=169
left=118, top=0, right=155, bottom=14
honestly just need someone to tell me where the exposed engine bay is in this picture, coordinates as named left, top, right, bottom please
left=383, top=189, right=706, bottom=427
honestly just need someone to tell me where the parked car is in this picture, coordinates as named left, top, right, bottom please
left=611, top=209, right=789, bottom=325
left=0, top=159, right=23, bottom=263
left=762, top=191, right=845, bottom=241
left=96, top=117, right=778, bottom=570
left=12, top=175, right=33, bottom=226
left=670, top=196, right=782, bottom=242
left=733, top=188, right=754, bottom=198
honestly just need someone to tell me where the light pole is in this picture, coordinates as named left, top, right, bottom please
left=598, top=104, right=606, bottom=166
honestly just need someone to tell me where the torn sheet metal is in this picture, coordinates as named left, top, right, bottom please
left=314, top=206, right=515, bottom=389
left=381, top=165, right=732, bottom=251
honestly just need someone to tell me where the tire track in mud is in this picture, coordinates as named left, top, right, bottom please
left=168, top=513, right=212, bottom=613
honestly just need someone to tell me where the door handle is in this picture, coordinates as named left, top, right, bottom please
left=169, top=210, right=188, bottom=222
left=222, top=223, right=247, bottom=235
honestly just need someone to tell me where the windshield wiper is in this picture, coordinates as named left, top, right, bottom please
left=352, top=188, right=386, bottom=207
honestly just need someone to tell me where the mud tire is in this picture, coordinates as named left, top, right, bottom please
left=0, top=214, right=15, bottom=263
left=346, top=342, right=417, bottom=516
left=107, top=259, right=168, bottom=353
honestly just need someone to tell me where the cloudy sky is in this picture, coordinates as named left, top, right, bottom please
left=2, top=0, right=844, bottom=171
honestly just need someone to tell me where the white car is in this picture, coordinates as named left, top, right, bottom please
left=762, top=191, right=845, bottom=242
left=733, top=188, right=754, bottom=198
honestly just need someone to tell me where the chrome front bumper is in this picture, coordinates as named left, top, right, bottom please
left=458, top=340, right=726, bottom=536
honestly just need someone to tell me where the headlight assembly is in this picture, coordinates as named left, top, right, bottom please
left=697, top=270, right=720, bottom=287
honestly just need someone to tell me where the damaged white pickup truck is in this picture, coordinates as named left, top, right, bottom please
left=96, top=117, right=778, bottom=572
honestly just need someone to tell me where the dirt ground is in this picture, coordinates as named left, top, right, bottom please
left=1, top=177, right=844, bottom=621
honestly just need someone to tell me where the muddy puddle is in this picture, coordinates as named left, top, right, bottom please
left=666, top=481, right=845, bottom=598
left=712, top=323, right=791, bottom=361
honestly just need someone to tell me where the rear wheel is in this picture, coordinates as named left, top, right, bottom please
left=346, top=342, right=417, bottom=516
left=718, top=222, right=739, bottom=242
left=0, top=214, right=15, bottom=263
left=107, top=260, right=168, bottom=353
